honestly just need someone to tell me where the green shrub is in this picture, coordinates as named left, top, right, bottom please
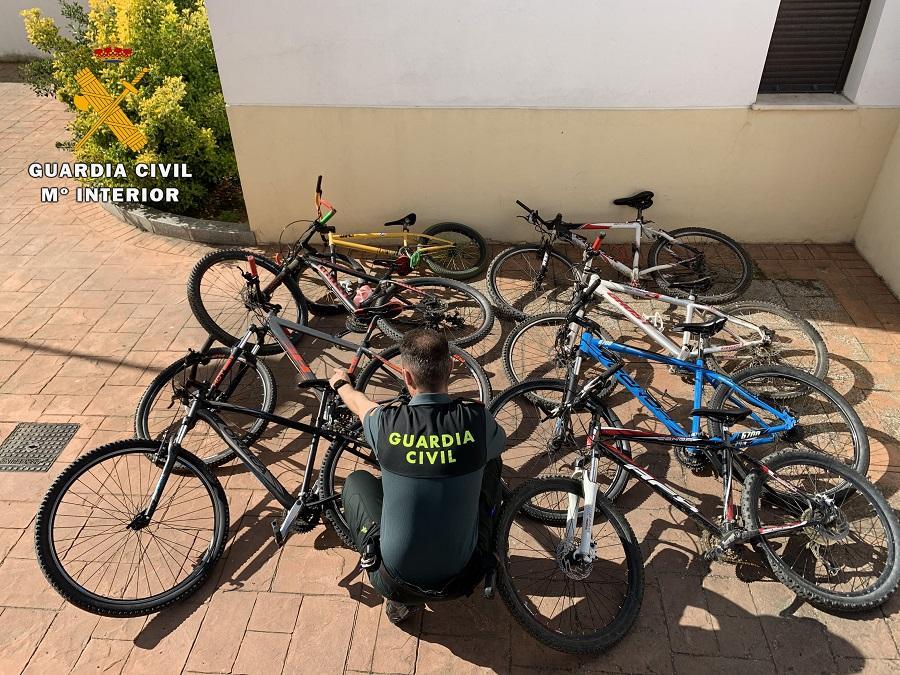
left=21, top=0, right=241, bottom=218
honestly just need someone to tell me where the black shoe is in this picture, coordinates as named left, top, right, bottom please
left=385, top=600, right=422, bottom=625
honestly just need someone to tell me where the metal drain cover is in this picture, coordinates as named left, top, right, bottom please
left=0, top=423, right=79, bottom=471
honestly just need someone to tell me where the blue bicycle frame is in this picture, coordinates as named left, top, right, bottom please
left=576, top=331, right=796, bottom=447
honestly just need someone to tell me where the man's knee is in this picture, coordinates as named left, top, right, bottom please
left=343, top=469, right=379, bottom=497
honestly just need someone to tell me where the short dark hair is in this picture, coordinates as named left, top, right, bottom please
left=400, top=328, right=451, bottom=391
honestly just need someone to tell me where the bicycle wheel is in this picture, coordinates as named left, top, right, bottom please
left=700, top=301, right=828, bottom=382
left=647, top=227, right=752, bottom=304
left=134, top=348, right=277, bottom=467
left=486, top=245, right=579, bottom=321
left=742, top=449, right=900, bottom=612
left=421, top=222, right=489, bottom=280
left=35, top=439, right=229, bottom=616
left=502, top=312, right=620, bottom=385
left=356, top=343, right=492, bottom=404
left=708, top=364, right=868, bottom=475
left=297, top=251, right=366, bottom=316
left=187, top=249, right=308, bottom=356
left=318, top=433, right=380, bottom=550
left=377, top=277, right=494, bottom=348
left=489, top=379, right=632, bottom=503
left=496, top=477, right=643, bottom=654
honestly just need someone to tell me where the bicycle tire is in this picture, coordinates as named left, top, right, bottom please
left=420, top=222, right=489, bottom=280
left=134, top=348, right=277, bottom=467
left=298, top=251, right=366, bottom=316
left=488, top=378, right=632, bottom=503
left=704, top=300, right=828, bottom=383
left=486, top=244, right=578, bottom=321
left=187, top=249, right=308, bottom=356
left=318, top=434, right=379, bottom=551
left=34, top=439, right=229, bottom=617
left=707, top=364, right=868, bottom=477
left=356, top=343, right=492, bottom=404
left=501, top=311, right=619, bottom=386
left=647, top=227, right=752, bottom=304
left=742, top=449, right=900, bottom=612
left=377, top=277, right=494, bottom=348
left=495, top=476, right=644, bottom=654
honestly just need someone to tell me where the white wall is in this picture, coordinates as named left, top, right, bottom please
left=207, top=0, right=781, bottom=109
left=845, top=0, right=900, bottom=106
left=0, top=0, right=74, bottom=60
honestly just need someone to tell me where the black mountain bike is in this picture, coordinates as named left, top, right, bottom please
left=34, top=319, right=644, bottom=653
left=486, top=194, right=753, bottom=320
left=187, top=177, right=493, bottom=354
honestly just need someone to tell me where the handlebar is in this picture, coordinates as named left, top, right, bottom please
left=516, top=199, right=531, bottom=212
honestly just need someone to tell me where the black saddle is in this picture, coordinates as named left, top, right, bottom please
left=613, top=191, right=654, bottom=211
left=691, top=406, right=752, bottom=425
left=673, top=316, right=728, bottom=336
left=384, top=213, right=416, bottom=228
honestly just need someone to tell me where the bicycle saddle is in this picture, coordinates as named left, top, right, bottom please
left=384, top=213, right=416, bottom=227
left=673, top=316, right=728, bottom=336
left=690, top=406, right=752, bottom=425
left=612, top=191, right=654, bottom=210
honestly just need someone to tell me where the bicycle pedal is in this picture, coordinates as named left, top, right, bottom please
left=271, top=519, right=286, bottom=548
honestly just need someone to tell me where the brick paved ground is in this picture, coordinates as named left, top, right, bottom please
left=1, top=74, right=900, bottom=674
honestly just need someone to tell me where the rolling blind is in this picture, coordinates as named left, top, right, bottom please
left=759, top=0, right=871, bottom=94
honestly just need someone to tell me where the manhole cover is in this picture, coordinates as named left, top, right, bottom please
left=0, top=423, right=80, bottom=471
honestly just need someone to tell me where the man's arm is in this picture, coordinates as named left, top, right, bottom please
left=485, top=414, right=507, bottom=460
left=328, top=368, right=378, bottom=419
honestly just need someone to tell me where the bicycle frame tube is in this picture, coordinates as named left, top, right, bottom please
left=329, top=231, right=456, bottom=255
left=578, top=332, right=796, bottom=445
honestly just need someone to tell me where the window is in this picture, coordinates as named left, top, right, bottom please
left=759, top=0, right=871, bottom=94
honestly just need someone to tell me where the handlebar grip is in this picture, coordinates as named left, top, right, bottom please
left=591, top=236, right=603, bottom=252
left=316, top=175, right=322, bottom=194
left=515, top=200, right=531, bottom=212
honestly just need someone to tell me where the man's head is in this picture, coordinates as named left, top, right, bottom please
left=399, top=329, right=451, bottom=394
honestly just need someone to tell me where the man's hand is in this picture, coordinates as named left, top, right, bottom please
left=329, top=368, right=378, bottom=419
left=329, top=368, right=351, bottom=391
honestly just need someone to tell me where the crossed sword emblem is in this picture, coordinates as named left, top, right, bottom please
left=73, top=67, right=150, bottom=152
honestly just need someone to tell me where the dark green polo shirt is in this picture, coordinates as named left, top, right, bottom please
left=363, top=393, right=506, bottom=588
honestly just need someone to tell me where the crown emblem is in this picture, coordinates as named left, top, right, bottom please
left=93, top=46, right=133, bottom=63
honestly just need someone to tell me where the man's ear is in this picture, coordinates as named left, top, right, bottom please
left=402, top=367, right=416, bottom=391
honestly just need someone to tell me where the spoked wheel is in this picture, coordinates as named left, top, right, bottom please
left=186, top=249, right=308, bottom=356
left=34, top=439, right=229, bottom=616
left=742, top=449, right=900, bottom=612
left=356, top=344, right=492, bottom=404
left=648, top=227, right=752, bottom=304
left=496, top=477, right=644, bottom=654
left=297, top=252, right=366, bottom=315
left=377, top=277, right=494, bottom=348
left=420, top=222, right=489, bottom=280
left=502, top=312, right=620, bottom=385
left=134, top=348, right=277, bottom=467
left=699, top=301, right=828, bottom=381
left=708, top=364, right=868, bottom=475
left=486, top=245, right=579, bottom=321
left=317, top=433, right=380, bottom=550
left=489, top=379, right=631, bottom=503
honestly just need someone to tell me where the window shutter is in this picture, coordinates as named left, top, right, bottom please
left=759, top=0, right=871, bottom=94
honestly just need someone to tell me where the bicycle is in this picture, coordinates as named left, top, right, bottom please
left=491, top=288, right=867, bottom=501
left=34, top=337, right=644, bottom=653
left=187, top=177, right=494, bottom=355
left=503, top=236, right=827, bottom=387
left=135, top=290, right=491, bottom=467
left=486, top=194, right=754, bottom=320
left=326, top=212, right=488, bottom=281
left=502, top=365, right=900, bottom=613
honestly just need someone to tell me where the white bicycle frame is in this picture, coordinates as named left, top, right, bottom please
left=581, top=272, right=768, bottom=362
left=572, top=220, right=684, bottom=285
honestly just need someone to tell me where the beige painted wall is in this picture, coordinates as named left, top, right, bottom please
left=226, top=106, right=900, bottom=244
left=856, top=122, right=900, bottom=295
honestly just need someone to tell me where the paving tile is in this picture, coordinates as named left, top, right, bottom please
left=284, top=595, right=356, bottom=675
left=23, top=604, right=100, bottom=674
left=0, top=558, right=65, bottom=610
left=185, top=590, right=255, bottom=673
left=125, top=602, right=207, bottom=674
left=416, top=633, right=510, bottom=674
left=271, top=545, right=358, bottom=595
left=246, top=592, right=303, bottom=633
left=70, top=638, right=132, bottom=674
left=231, top=630, right=292, bottom=675
left=0, top=606, right=55, bottom=674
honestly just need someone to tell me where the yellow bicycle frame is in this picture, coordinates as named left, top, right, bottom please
left=327, top=231, right=456, bottom=256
